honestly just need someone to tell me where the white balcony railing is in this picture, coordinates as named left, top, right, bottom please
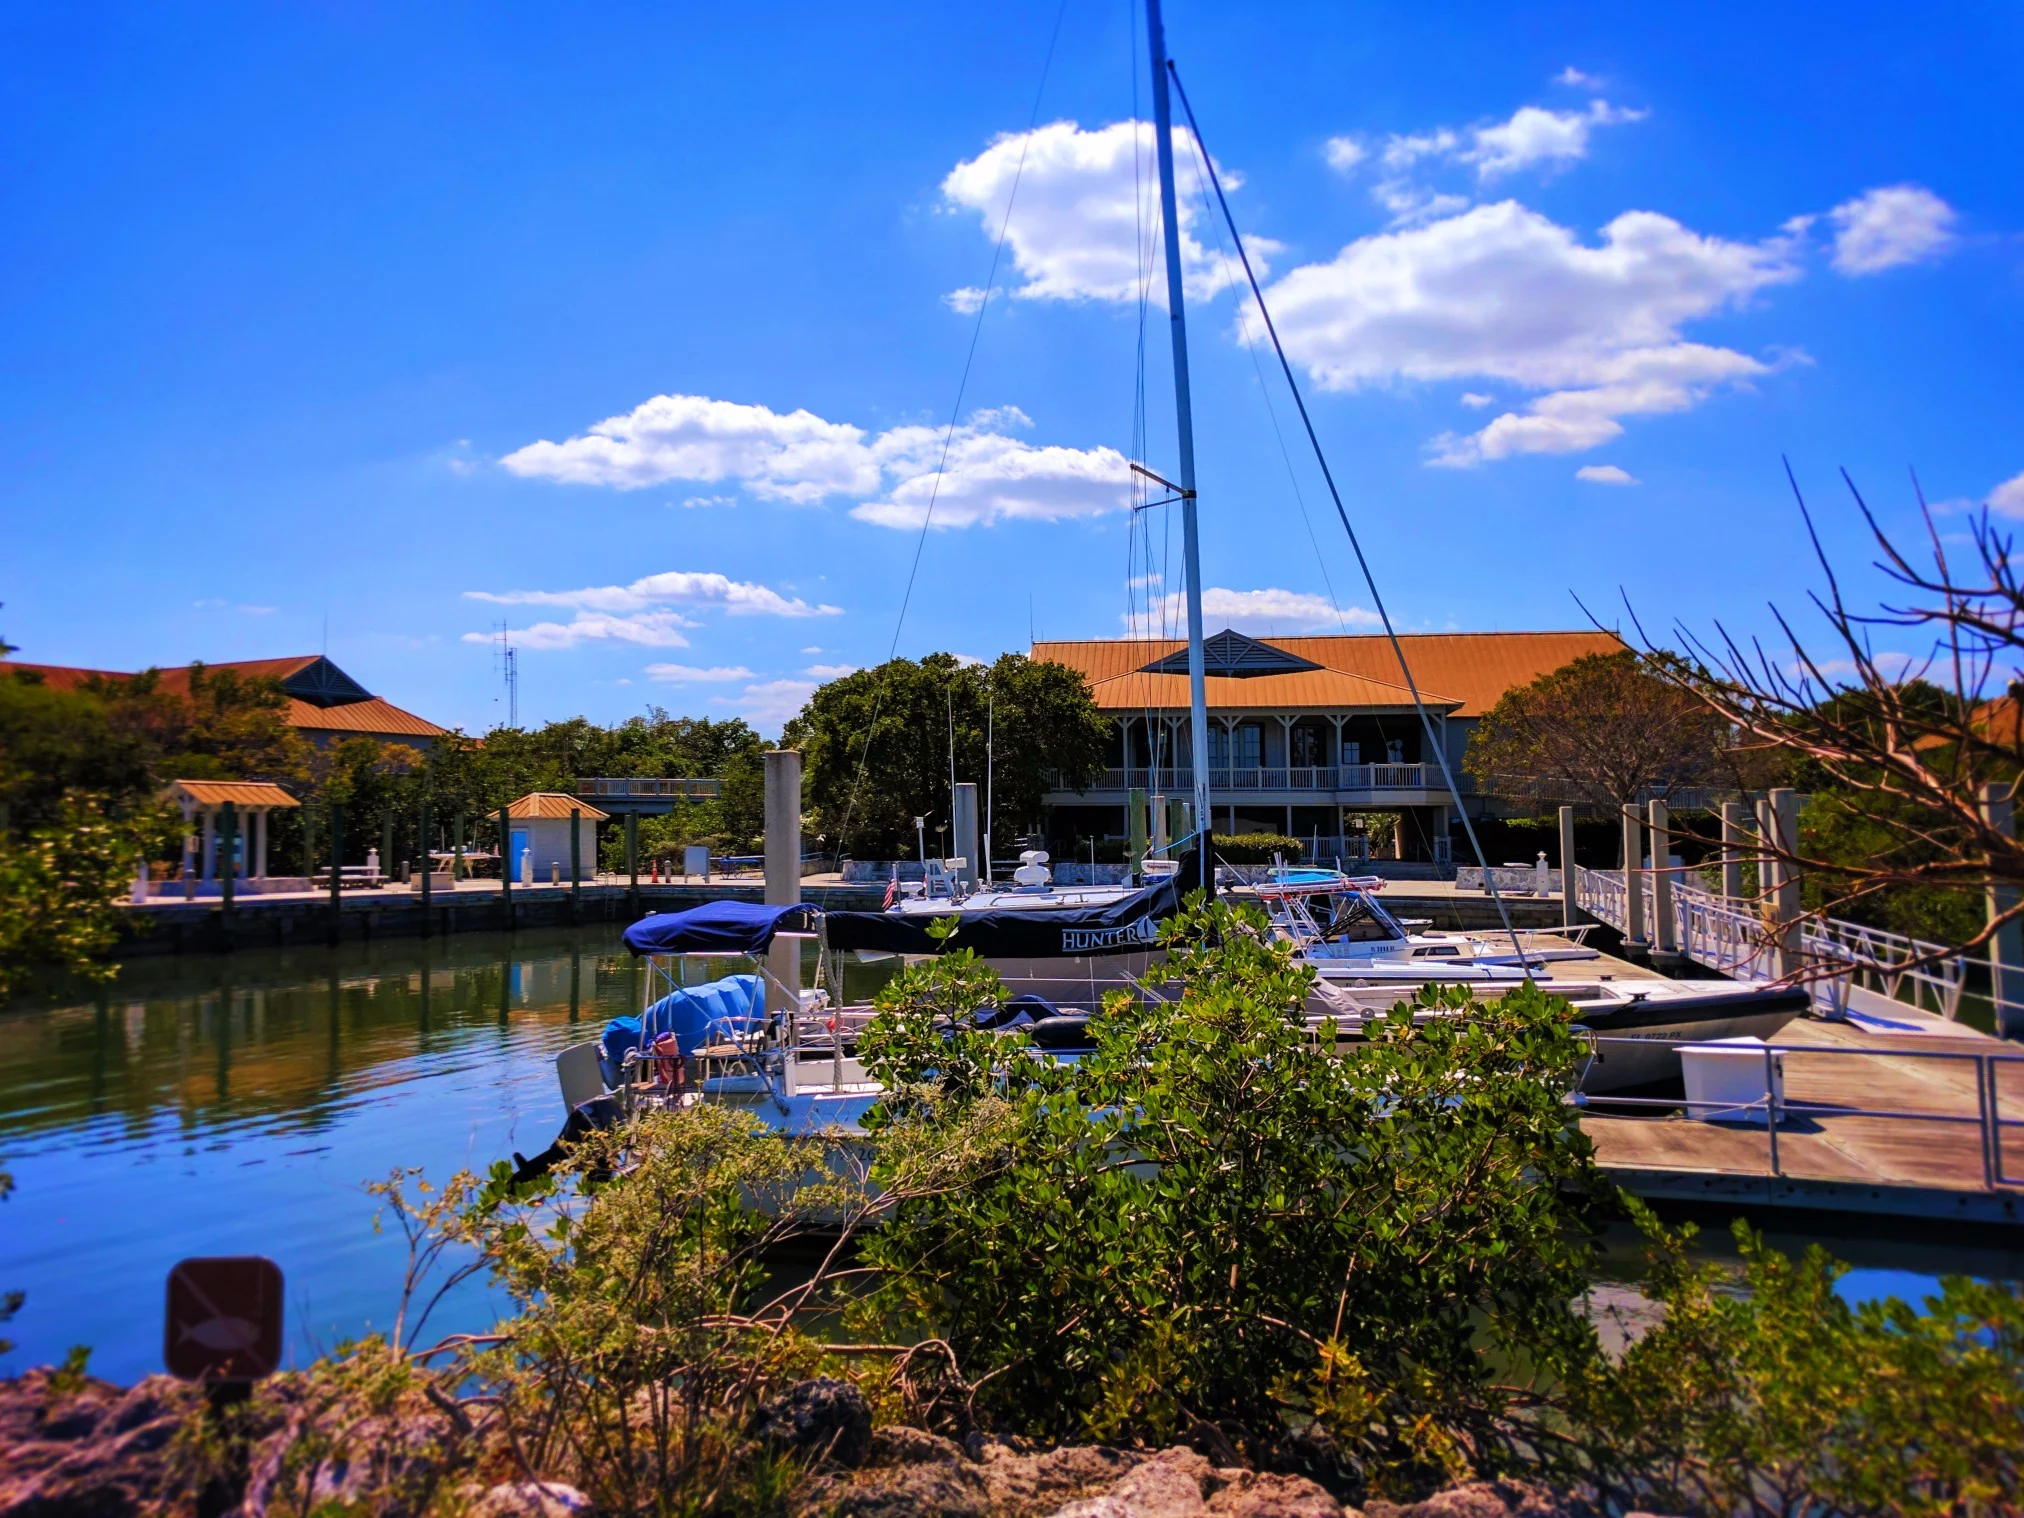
left=1064, top=764, right=1435, bottom=794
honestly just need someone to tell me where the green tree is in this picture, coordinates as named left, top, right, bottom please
left=784, top=653, right=1108, bottom=858
left=1465, top=650, right=1734, bottom=810
left=0, top=793, right=177, bottom=998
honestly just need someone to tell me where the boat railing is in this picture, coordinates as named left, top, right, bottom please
left=1572, top=1034, right=2024, bottom=1190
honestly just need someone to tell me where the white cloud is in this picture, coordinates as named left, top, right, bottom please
left=501, top=394, right=880, bottom=500
left=1258, top=200, right=1802, bottom=465
left=1460, top=392, right=1495, bottom=408
left=1575, top=464, right=1640, bottom=485
left=940, top=118, right=1278, bottom=305
left=1124, top=586, right=1381, bottom=637
left=1555, top=66, right=1602, bottom=88
left=945, top=287, right=988, bottom=315
left=463, top=611, right=696, bottom=651
left=1459, top=101, right=1645, bottom=179
left=461, top=571, right=840, bottom=650
left=680, top=494, right=735, bottom=508
left=717, top=678, right=815, bottom=731
left=469, top=571, right=839, bottom=619
left=1324, top=135, right=1366, bottom=173
left=803, top=663, right=858, bottom=679
left=644, top=663, right=754, bottom=683
left=1988, top=470, right=2024, bottom=518
left=851, top=424, right=1131, bottom=529
left=800, top=646, right=825, bottom=654
left=506, top=391, right=1124, bottom=531
left=1828, top=184, right=1957, bottom=275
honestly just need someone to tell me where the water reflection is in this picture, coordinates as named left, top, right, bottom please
left=0, top=928, right=644, bottom=1383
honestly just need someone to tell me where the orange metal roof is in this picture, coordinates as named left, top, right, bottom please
left=289, top=697, right=446, bottom=739
left=503, top=792, right=611, bottom=821
left=1033, top=630, right=1626, bottom=717
left=2, top=658, right=446, bottom=738
left=165, top=780, right=301, bottom=808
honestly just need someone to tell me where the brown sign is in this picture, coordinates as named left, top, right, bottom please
left=164, top=1256, right=284, bottom=1382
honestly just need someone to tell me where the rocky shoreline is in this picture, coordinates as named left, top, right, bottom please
left=0, top=1369, right=1649, bottom=1518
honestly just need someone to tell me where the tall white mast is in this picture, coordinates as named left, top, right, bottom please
left=1146, top=0, right=1213, bottom=886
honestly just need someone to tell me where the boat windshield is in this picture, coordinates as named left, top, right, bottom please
left=1320, top=892, right=1407, bottom=944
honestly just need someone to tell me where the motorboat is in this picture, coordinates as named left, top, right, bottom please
left=1231, top=872, right=1599, bottom=984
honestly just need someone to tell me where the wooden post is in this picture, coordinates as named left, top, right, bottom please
left=498, top=805, right=514, bottom=930
left=1721, top=801, right=1746, bottom=903
left=1981, top=783, right=2023, bottom=1039
left=1127, top=787, right=1148, bottom=879
left=327, top=802, right=343, bottom=944
left=1649, top=798, right=1676, bottom=959
left=1621, top=804, right=1647, bottom=953
left=218, top=802, right=237, bottom=923
left=625, top=812, right=638, bottom=912
left=419, top=797, right=433, bottom=916
left=569, top=808, right=582, bottom=923
left=1559, top=805, right=1579, bottom=930
left=1769, top=787, right=1802, bottom=979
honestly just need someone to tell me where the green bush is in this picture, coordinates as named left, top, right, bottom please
left=1210, top=832, right=1307, bottom=863
left=854, top=898, right=1610, bottom=1494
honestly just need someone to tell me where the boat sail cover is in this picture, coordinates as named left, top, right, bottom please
left=822, top=858, right=1212, bottom=959
left=621, top=900, right=817, bottom=956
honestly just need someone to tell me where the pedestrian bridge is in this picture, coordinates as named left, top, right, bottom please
left=1571, top=863, right=2020, bottom=1035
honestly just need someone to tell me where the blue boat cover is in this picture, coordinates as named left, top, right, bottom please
left=621, top=900, right=815, bottom=956
left=597, top=972, right=766, bottom=1086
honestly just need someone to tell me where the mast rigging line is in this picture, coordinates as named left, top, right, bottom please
left=831, top=0, right=1071, bottom=864
left=1164, top=60, right=1527, bottom=960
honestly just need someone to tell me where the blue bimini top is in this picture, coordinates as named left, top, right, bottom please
left=620, top=900, right=815, bottom=957
left=596, top=972, right=765, bottom=1087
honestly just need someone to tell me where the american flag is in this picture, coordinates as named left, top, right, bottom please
left=882, top=871, right=898, bottom=909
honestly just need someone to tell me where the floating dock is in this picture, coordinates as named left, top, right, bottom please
left=1523, top=938, right=2024, bottom=1226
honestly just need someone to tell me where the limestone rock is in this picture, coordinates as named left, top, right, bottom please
left=1203, top=1468, right=1343, bottom=1517
left=1363, top=1480, right=1602, bottom=1518
left=754, top=1377, right=874, bottom=1470
left=0, top=1369, right=201, bottom=1518
left=867, top=1426, right=968, bottom=1467
left=1051, top=1447, right=1215, bottom=1517
left=467, top=1481, right=595, bottom=1517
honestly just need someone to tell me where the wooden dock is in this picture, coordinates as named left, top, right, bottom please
left=1560, top=949, right=2024, bottom=1225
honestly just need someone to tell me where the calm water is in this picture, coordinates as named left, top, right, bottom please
left=1, top=931, right=2016, bottom=1384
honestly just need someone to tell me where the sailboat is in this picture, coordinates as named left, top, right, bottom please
left=508, top=0, right=1814, bottom=1174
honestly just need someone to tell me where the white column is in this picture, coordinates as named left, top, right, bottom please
left=1559, top=805, right=1578, bottom=930
left=1649, top=798, right=1676, bottom=957
left=764, top=750, right=804, bottom=1013
left=1621, top=805, right=1647, bottom=951
left=1768, top=787, right=1802, bottom=979
left=1981, top=783, right=2023, bottom=1039
left=1720, top=801, right=1746, bottom=902
left=201, top=809, right=217, bottom=882
left=255, top=810, right=269, bottom=879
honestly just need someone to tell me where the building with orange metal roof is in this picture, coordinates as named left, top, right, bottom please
left=0, top=654, right=447, bottom=748
left=1032, top=627, right=1624, bottom=863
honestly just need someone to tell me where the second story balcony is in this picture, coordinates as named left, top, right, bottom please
left=1056, top=764, right=1452, bottom=796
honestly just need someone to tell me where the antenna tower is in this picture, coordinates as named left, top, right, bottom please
left=494, top=623, right=519, bottom=727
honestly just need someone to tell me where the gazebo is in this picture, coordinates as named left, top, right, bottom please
left=164, top=780, right=302, bottom=896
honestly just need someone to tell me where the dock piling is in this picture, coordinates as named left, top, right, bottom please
left=1980, top=782, right=2023, bottom=1040
left=1620, top=805, right=1648, bottom=955
left=1558, top=805, right=1578, bottom=930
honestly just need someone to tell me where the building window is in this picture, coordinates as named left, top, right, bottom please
left=1290, top=723, right=1329, bottom=767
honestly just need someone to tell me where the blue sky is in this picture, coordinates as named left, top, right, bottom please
left=4, top=1, right=2019, bottom=736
